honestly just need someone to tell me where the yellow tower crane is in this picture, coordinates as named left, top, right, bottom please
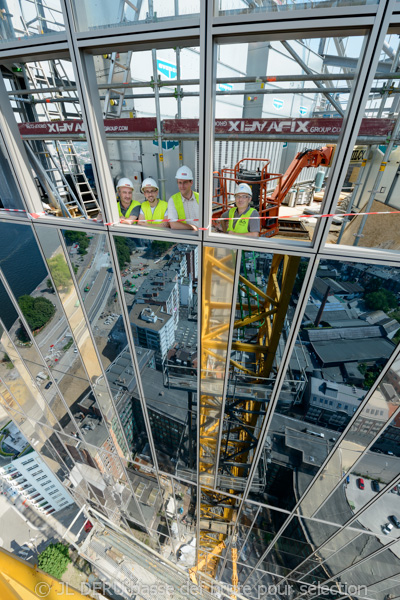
left=198, top=247, right=301, bottom=587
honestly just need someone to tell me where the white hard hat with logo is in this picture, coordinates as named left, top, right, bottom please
left=141, top=177, right=159, bottom=193
left=235, top=183, right=252, bottom=196
left=176, top=166, right=193, bottom=180
left=116, top=177, right=134, bottom=190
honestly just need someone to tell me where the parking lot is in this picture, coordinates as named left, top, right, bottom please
left=346, top=475, right=400, bottom=551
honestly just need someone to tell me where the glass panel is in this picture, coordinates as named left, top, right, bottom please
left=0, top=0, right=65, bottom=42
left=92, top=44, right=200, bottom=233
left=113, top=235, right=197, bottom=473
left=72, top=1, right=200, bottom=33
left=200, top=246, right=237, bottom=485
left=215, top=0, right=378, bottom=16
left=328, top=33, right=400, bottom=253
left=211, top=34, right=365, bottom=242
left=293, top=257, right=400, bottom=517
left=218, top=252, right=307, bottom=496
left=3, top=57, right=100, bottom=219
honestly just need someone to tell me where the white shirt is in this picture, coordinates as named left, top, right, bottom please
left=167, top=192, right=199, bottom=227
left=139, top=202, right=168, bottom=223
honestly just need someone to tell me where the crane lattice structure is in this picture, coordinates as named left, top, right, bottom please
left=195, top=247, right=300, bottom=587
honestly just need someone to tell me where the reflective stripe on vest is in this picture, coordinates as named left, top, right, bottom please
left=227, top=207, right=255, bottom=233
left=172, top=191, right=199, bottom=221
left=141, top=200, right=168, bottom=222
left=118, top=200, right=140, bottom=218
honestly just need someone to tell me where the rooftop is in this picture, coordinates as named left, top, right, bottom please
left=130, top=303, right=173, bottom=333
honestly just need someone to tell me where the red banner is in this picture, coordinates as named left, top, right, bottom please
left=18, top=117, right=396, bottom=138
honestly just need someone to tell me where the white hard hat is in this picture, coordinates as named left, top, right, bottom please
left=176, top=166, right=193, bottom=180
left=141, top=177, right=159, bottom=193
left=235, top=183, right=252, bottom=196
left=116, top=177, right=134, bottom=190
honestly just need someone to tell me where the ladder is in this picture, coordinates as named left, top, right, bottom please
left=25, top=142, right=86, bottom=218
left=102, top=0, right=143, bottom=118
left=20, top=59, right=100, bottom=217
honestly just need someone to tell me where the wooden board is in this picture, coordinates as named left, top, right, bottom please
left=339, top=199, right=400, bottom=250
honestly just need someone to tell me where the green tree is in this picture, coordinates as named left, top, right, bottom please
left=150, top=240, right=172, bottom=254
left=365, top=289, right=397, bottom=312
left=115, top=237, right=132, bottom=269
left=38, top=543, right=71, bottom=579
left=63, top=230, right=90, bottom=255
left=47, top=254, right=72, bottom=292
left=18, top=295, right=55, bottom=332
left=46, top=279, right=54, bottom=292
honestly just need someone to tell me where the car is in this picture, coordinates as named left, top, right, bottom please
left=357, top=478, right=365, bottom=490
left=389, top=515, right=400, bottom=528
left=383, top=522, right=394, bottom=535
left=346, top=475, right=350, bottom=484
left=391, top=486, right=398, bottom=494
left=73, top=348, right=78, bottom=353
left=372, top=480, right=380, bottom=492
left=44, top=382, right=52, bottom=390
left=387, top=450, right=394, bottom=456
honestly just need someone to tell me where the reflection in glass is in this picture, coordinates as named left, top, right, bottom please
left=73, top=1, right=199, bottom=32
left=92, top=44, right=200, bottom=230
left=0, top=0, right=65, bottom=41
left=331, top=34, right=400, bottom=252
left=211, top=36, right=363, bottom=242
left=113, top=236, right=198, bottom=475
left=216, top=0, right=378, bottom=16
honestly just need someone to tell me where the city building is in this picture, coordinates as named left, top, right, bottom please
left=2, top=2, right=400, bottom=599
left=0, top=451, right=74, bottom=514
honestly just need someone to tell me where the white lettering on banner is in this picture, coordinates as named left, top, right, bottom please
left=227, top=119, right=311, bottom=133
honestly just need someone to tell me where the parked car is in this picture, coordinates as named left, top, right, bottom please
left=358, top=478, right=365, bottom=490
left=392, top=486, right=399, bottom=494
left=346, top=475, right=350, bottom=484
left=390, top=515, right=400, bottom=528
left=44, top=381, right=52, bottom=390
left=383, top=522, right=394, bottom=535
left=372, top=480, right=380, bottom=492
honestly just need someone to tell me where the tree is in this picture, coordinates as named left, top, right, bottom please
left=38, top=543, right=71, bottom=579
left=63, top=230, right=90, bottom=255
left=46, top=279, right=54, bottom=292
left=47, top=254, right=72, bottom=292
left=115, top=237, right=132, bottom=269
left=18, top=295, right=55, bottom=332
left=150, top=240, right=172, bottom=255
left=365, top=289, right=397, bottom=312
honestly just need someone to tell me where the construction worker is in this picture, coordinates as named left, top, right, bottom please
left=168, top=166, right=199, bottom=231
left=137, top=178, right=168, bottom=227
left=218, top=183, right=260, bottom=237
left=116, top=177, right=141, bottom=224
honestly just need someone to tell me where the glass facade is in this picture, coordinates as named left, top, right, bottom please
left=1, top=1, right=400, bottom=598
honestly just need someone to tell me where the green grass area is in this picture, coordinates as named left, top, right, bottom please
left=63, top=339, right=74, bottom=351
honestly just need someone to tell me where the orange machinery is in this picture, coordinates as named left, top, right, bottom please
left=213, top=146, right=334, bottom=237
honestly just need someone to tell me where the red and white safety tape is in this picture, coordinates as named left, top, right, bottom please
left=1, top=208, right=400, bottom=226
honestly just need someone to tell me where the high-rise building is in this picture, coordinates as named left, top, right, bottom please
left=1, top=1, right=400, bottom=598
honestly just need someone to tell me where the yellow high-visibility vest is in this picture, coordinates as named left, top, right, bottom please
left=118, top=200, right=140, bottom=218
left=141, top=200, right=168, bottom=222
left=171, top=192, right=199, bottom=220
left=227, top=207, right=255, bottom=233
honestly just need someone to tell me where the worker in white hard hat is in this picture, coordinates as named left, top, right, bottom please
left=138, top=177, right=168, bottom=228
left=217, top=182, right=260, bottom=237
left=116, top=177, right=141, bottom=224
left=167, top=165, right=199, bottom=231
